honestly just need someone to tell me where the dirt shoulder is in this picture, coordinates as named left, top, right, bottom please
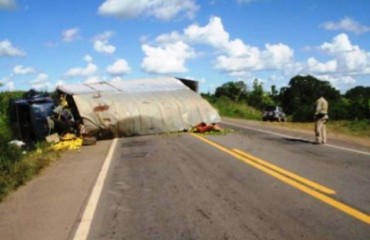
left=0, top=139, right=113, bottom=240
left=222, top=117, right=370, bottom=149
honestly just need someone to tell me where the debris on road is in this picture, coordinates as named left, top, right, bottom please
left=50, top=137, right=83, bottom=151
left=192, top=122, right=222, bottom=133
left=8, top=139, right=26, bottom=148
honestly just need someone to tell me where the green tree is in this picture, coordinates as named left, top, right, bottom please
left=330, top=97, right=350, bottom=120
left=270, top=85, right=278, bottom=103
left=279, top=75, right=340, bottom=122
left=215, top=81, right=248, bottom=102
left=248, top=79, right=274, bottom=110
left=344, top=86, right=370, bottom=120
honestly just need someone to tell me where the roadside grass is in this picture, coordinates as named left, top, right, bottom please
left=328, top=120, right=370, bottom=138
left=261, top=119, right=370, bottom=139
left=212, top=98, right=262, bottom=120
left=0, top=143, right=60, bottom=202
left=206, top=98, right=370, bottom=140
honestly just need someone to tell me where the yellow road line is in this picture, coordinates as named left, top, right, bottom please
left=190, top=133, right=370, bottom=225
left=232, top=149, right=335, bottom=195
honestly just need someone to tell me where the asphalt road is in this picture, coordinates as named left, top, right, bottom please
left=1, top=118, right=368, bottom=240
left=84, top=119, right=370, bottom=240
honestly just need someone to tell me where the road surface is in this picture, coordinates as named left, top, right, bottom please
left=81, top=119, right=370, bottom=240
left=1, top=118, right=369, bottom=240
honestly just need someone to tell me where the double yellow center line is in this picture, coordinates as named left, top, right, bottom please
left=190, top=133, right=370, bottom=225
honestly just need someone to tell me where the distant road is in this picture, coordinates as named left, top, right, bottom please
left=78, top=118, right=370, bottom=240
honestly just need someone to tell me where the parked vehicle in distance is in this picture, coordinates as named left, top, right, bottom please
left=262, top=106, right=286, bottom=122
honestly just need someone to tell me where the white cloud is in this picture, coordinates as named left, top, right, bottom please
left=320, top=17, right=370, bottom=35
left=111, top=76, right=124, bottom=82
left=93, top=31, right=116, bottom=54
left=85, top=76, right=104, bottom=84
left=62, top=28, right=80, bottom=42
left=315, top=74, right=356, bottom=89
left=31, top=73, right=48, bottom=84
left=215, top=54, right=261, bottom=73
left=0, top=40, right=25, bottom=57
left=319, top=33, right=368, bottom=72
left=13, top=65, right=36, bottom=75
left=281, top=33, right=370, bottom=88
left=263, top=43, right=294, bottom=69
left=185, top=16, right=230, bottom=50
left=65, top=56, right=98, bottom=78
left=98, top=0, right=199, bottom=20
left=190, top=18, right=367, bottom=86
left=184, top=17, right=294, bottom=74
left=55, top=79, right=65, bottom=87
left=30, top=73, right=51, bottom=90
left=320, top=33, right=354, bottom=53
left=0, top=76, right=14, bottom=91
left=156, top=31, right=183, bottom=44
left=0, top=0, right=16, bottom=9
left=0, top=81, right=15, bottom=92
left=138, top=15, right=369, bottom=91
left=4, top=81, right=15, bottom=91
left=93, top=31, right=114, bottom=42
left=84, top=54, right=93, bottom=63
left=306, top=58, right=337, bottom=74
left=94, top=40, right=116, bottom=54
left=65, top=62, right=98, bottom=78
left=106, top=59, right=131, bottom=75
left=141, top=41, right=195, bottom=74
left=185, top=16, right=254, bottom=58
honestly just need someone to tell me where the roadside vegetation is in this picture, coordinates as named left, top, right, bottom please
left=208, top=96, right=262, bottom=120
left=202, top=75, right=370, bottom=139
left=0, top=91, right=61, bottom=202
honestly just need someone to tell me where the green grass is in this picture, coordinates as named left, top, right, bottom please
left=327, top=120, right=370, bottom=138
left=260, top=120, right=370, bottom=138
left=0, top=143, right=60, bottom=202
left=205, top=97, right=370, bottom=140
left=211, top=98, right=262, bottom=120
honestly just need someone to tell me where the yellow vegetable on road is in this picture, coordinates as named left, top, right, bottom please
left=50, top=137, right=83, bottom=151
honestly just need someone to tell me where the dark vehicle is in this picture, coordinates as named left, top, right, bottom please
left=262, top=106, right=286, bottom=122
left=9, top=90, right=55, bottom=142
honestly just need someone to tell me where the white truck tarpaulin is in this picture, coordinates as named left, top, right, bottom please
left=57, top=77, right=221, bottom=137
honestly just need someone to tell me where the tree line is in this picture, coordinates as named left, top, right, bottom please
left=202, top=75, right=370, bottom=122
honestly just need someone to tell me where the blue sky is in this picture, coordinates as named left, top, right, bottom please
left=1, top=0, right=370, bottom=93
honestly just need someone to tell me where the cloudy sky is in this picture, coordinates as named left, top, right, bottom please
left=1, top=0, right=369, bottom=93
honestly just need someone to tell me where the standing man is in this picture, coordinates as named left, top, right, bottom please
left=314, top=92, right=329, bottom=144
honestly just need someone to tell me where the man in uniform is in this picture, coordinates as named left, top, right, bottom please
left=314, top=92, right=329, bottom=144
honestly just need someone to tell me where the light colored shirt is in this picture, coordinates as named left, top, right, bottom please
left=315, top=97, right=328, bottom=115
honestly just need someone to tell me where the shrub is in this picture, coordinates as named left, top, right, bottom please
left=205, top=96, right=262, bottom=120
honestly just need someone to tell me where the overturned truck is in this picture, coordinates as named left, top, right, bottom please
left=56, top=77, right=221, bottom=138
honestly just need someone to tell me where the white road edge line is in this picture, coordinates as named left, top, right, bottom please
left=224, top=121, right=370, bottom=156
left=73, top=138, right=119, bottom=240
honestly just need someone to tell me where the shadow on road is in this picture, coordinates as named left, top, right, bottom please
left=283, top=137, right=313, bottom=144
